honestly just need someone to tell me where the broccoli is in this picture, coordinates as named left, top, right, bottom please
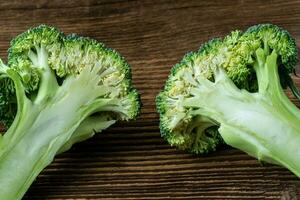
left=0, top=25, right=140, bottom=199
left=156, top=24, right=300, bottom=177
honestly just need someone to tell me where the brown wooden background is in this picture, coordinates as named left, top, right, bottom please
left=0, top=0, right=300, bottom=199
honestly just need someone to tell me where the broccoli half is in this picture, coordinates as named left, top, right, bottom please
left=156, top=24, right=300, bottom=177
left=0, top=25, right=140, bottom=199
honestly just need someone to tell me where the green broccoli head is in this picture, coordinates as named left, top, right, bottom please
left=0, top=25, right=141, bottom=199
left=157, top=24, right=299, bottom=155
left=1, top=25, right=140, bottom=126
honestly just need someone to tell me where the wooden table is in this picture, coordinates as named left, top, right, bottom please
left=0, top=0, right=300, bottom=199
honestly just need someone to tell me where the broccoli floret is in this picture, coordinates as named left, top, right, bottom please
left=157, top=24, right=300, bottom=177
left=0, top=25, right=140, bottom=199
left=156, top=30, right=245, bottom=154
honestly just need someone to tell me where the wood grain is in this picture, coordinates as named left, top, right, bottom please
left=0, top=0, right=300, bottom=199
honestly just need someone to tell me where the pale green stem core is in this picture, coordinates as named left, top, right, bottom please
left=184, top=48, right=300, bottom=177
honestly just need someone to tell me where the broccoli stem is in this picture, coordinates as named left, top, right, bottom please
left=223, top=49, right=300, bottom=176
left=183, top=48, right=300, bottom=177
left=217, top=76, right=300, bottom=176
left=219, top=117, right=300, bottom=176
left=0, top=103, right=82, bottom=199
left=0, top=64, right=122, bottom=199
left=0, top=88, right=118, bottom=199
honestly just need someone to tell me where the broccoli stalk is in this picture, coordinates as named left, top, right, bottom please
left=157, top=24, right=300, bottom=177
left=184, top=48, right=300, bottom=176
left=0, top=25, right=140, bottom=199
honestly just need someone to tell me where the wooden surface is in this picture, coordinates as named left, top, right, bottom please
left=0, top=0, right=300, bottom=199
